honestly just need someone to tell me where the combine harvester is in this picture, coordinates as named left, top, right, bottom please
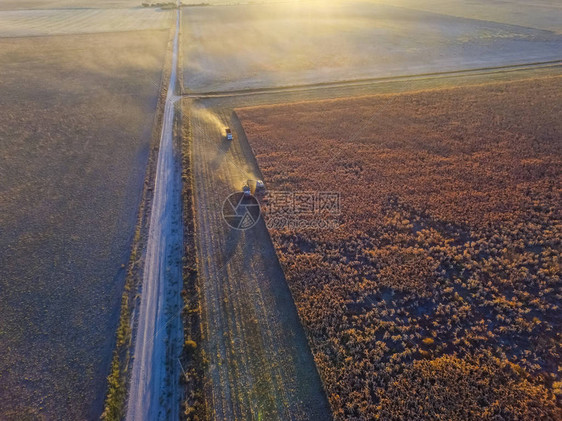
left=243, top=179, right=266, bottom=197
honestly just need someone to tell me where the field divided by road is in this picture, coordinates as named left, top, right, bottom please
left=1, top=0, right=560, bottom=419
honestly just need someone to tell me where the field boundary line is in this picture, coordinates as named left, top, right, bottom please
left=183, top=59, right=562, bottom=98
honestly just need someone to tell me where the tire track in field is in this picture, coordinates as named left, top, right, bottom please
left=215, top=111, right=285, bottom=419
left=189, top=101, right=332, bottom=421
left=191, top=109, right=234, bottom=420
left=192, top=106, right=281, bottom=419
left=215, top=109, right=292, bottom=419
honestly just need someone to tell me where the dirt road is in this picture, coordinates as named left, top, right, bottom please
left=126, top=10, right=183, bottom=421
left=189, top=102, right=332, bottom=420
left=185, top=60, right=562, bottom=99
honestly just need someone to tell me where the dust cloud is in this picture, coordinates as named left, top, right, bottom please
left=182, top=0, right=562, bottom=92
left=191, top=105, right=259, bottom=192
left=193, top=106, right=226, bottom=132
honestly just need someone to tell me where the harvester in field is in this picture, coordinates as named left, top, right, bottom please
left=243, top=179, right=266, bottom=197
left=225, top=128, right=233, bottom=141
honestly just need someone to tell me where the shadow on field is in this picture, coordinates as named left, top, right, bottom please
left=210, top=136, right=233, bottom=171
left=224, top=227, right=242, bottom=264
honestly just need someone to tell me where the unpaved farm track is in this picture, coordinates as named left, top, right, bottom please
left=189, top=101, right=332, bottom=420
left=126, top=10, right=183, bottom=421
left=185, top=59, right=562, bottom=99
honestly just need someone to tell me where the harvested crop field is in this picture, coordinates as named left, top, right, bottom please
left=187, top=102, right=332, bottom=421
left=0, top=0, right=142, bottom=10
left=181, top=1, right=562, bottom=93
left=0, top=29, right=169, bottom=419
left=377, top=0, right=562, bottom=33
left=237, top=76, right=562, bottom=420
left=0, top=8, right=173, bottom=37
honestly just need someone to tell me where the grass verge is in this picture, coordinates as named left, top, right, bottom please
left=178, top=100, right=206, bottom=420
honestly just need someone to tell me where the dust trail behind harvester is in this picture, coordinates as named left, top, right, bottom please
left=192, top=105, right=226, bottom=132
left=191, top=105, right=259, bottom=192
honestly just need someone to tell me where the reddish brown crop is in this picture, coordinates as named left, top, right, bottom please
left=238, top=77, right=562, bottom=420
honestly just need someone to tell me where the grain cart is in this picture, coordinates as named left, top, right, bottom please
left=244, top=179, right=266, bottom=196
